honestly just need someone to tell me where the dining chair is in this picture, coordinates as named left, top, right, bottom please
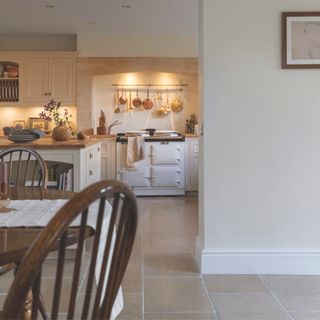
left=1, top=180, right=138, bottom=320
left=0, top=147, right=48, bottom=188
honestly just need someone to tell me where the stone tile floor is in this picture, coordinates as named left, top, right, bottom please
left=1, top=196, right=320, bottom=320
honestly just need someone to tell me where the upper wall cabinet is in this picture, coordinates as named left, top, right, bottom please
left=0, top=56, right=22, bottom=104
left=23, top=53, right=76, bottom=106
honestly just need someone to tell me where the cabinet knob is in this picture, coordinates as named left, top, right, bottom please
left=89, top=170, right=93, bottom=176
left=44, top=92, right=48, bottom=96
left=97, top=147, right=100, bottom=152
left=89, top=153, right=93, bottom=159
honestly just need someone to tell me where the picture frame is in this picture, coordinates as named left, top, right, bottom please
left=13, top=120, right=25, bottom=129
left=29, top=117, right=48, bottom=130
left=282, top=12, right=320, bottom=68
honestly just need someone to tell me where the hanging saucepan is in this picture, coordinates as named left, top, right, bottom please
left=119, top=88, right=128, bottom=105
left=132, top=88, right=142, bottom=108
left=171, top=92, right=183, bottom=113
left=142, top=88, right=153, bottom=110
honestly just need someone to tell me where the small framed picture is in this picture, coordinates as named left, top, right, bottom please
left=13, top=120, right=25, bottom=129
left=29, top=117, right=47, bottom=130
left=282, top=12, right=320, bottom=68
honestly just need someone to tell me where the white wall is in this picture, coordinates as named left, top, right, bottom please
left=199, top=0, right=320, bottom=274
left=92, top=72, right=198, bottom=134
left=77, top=33, right=198, bottom=57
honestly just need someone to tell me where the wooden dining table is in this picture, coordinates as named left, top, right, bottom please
left=0, top=187, right=76, bottom=267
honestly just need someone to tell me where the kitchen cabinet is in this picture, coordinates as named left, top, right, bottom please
left=0, top=139, right=102, bottom=192
left=23, top=53, right=76, bottom=105
left=0, top=55, right=22, bottom=105
left=100, top=139, right=116, bottom=180
left=185, top=137, right=199, bottom=191
left=36, top=143, right=100, bottom=192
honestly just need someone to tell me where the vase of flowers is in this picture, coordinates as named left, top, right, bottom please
left=39, top=100, right=72, bottom=141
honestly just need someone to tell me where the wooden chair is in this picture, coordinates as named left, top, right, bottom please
left=0, top=147, right=49, bottom=318
left=0, top=147, right=48, bottom=188
left=1, top=180, right=138, bottom=320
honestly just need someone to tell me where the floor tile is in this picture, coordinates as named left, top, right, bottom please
left=203, top=275, right=268, bottom=293
left=142, top=210, right=184, bottom=237
left=117, top=293, right=143, bottom=320
left=143, top=235, right=191, bottom=255
left=144, top=253, right=199, bottom=276
left=261, top=275, right=320, bottom=312
left=144, top=312, right=217, bottom=320
left=290, top=312, right=320, bottom=320
left=211, top=293, right=291, bottom=320
left=144, top=277, right=213, bottom=313
left=122, top=260, right=142, bottom=293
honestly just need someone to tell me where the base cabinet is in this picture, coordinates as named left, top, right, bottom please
left=185, top=138, right=199, bottom=191
left=36, top=142, right=101, bottom=192
left=100, top=139, right=116, bottom=180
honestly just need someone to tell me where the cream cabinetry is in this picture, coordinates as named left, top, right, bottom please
left=0, top=54, right=23, bottom=105
left=101, top=139, right=116, bottom=180
left=36, top=142, right=101, bottom=192
left=185, top=137, right=199, bottom=191
left=23, top=53, right=76, bottom=105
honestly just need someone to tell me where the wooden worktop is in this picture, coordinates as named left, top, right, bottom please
left=0, top=136, right=105, bottom=149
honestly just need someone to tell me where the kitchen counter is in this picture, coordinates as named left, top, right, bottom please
left=88, top=134, right=116, bottom=140
left=0, top=136, right=103, bottom=149
left=184, top=133, right=199, bottom=138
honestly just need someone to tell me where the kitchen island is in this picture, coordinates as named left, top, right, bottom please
left=0, top=137, right=102, bottom=191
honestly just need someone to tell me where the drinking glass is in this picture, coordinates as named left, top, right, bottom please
left=0, top=162, right=15, bottom=213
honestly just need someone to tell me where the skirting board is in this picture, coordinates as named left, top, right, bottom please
left=195, top=238, right=320, bottom=275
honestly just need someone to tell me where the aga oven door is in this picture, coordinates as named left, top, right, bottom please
left=150, top=142, right=182, bottom=165
left=151, top=167, right=182, bottom=187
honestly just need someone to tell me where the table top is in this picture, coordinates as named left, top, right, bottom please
left=0, top=187, right=75, bottom=265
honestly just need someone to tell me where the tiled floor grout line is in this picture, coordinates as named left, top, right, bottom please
left=200, top=275, right=220, bottom=320
left=258, top=275, right=295, bottom=320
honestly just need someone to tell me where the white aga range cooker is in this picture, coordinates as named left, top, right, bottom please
left=116, top=130, right=185, bottom=196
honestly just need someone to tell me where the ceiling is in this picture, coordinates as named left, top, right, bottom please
left=0, top=0, right=198, bottom=35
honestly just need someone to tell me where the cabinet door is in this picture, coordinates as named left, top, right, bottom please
left=23, top=59, right=48, bottom=103
left=49, top=59, right=75, bottom=105
left=185, top=139, right=199, bottom=191
left=101, top=141, right=116, bottom=180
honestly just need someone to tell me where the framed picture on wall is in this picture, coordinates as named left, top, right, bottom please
left=13, top=120, right=25, bottom=129
left=282, top=12, right=320, bottom=68
left=29, top=117, right=47, bottom=130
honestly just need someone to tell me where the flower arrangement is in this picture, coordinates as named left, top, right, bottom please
left=39, top=99, right=72, bottom=126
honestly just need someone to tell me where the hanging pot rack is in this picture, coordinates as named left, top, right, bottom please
left=112, top=82, right=188, bottom=91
